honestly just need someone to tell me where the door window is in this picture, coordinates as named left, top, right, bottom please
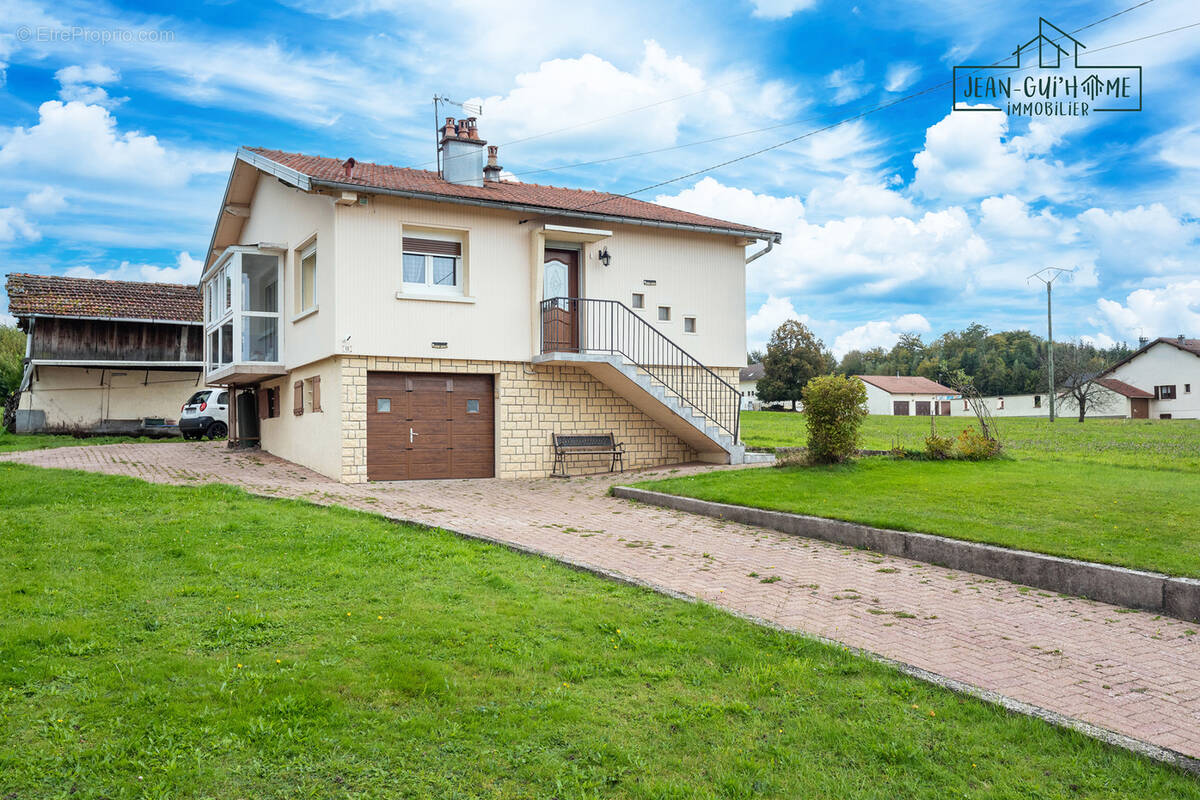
left=544, top=259, right=569, bottom=308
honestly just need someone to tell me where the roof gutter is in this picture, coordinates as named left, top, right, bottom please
left=309, top=177, right=783, bottom=243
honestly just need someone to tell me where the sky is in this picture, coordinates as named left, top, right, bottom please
left=0, top=0, right=1198, bottom=357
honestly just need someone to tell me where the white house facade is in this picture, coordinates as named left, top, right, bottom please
left=857, top=375, right=957, bottom=416
left=1098, top=337, right=1200, bottom=419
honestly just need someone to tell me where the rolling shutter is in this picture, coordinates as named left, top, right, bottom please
left=402, top=237, right=461, bottom=256
left=294, top=381, right=304, bottom=416
left=312, top=376, right=322, bottom=412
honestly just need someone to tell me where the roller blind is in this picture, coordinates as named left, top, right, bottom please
left=403, top=237, right=461, bottom=256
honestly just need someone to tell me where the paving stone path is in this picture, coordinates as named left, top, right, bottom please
left=5, top=441, right=1199, bottom=762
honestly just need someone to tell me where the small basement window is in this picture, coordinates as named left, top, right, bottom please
left=657, top=306, right=671, bottom=322
left=683, top=316, right=697, bottom=333
left=631, top=293, right=645, bottom=309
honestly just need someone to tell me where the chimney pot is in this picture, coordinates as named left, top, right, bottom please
left=342, top=157, right=356, bottom=178
left=484, top=145, right=503, bottom=182
left=442, top=117, right=457, bottom=139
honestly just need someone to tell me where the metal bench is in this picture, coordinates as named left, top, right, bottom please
left=551, top=432, right=625, bottom=477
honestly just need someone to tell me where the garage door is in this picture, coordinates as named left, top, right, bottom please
left=367, top=372, right=494, bottom=480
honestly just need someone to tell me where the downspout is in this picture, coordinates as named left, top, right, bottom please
left=745, top=234, right=780, bottom=264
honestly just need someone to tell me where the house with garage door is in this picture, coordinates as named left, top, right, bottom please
left=200, top=118, right=780, bottom=482
left=6, top=273, right=204, bottom=434
left=857, top=375, right=957, bottom=416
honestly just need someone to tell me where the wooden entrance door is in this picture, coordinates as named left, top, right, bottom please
left=542, top=248, right=580, bottom=352
left=939, top=401, right=951, bottom=417
left=366, top=372, right=495, bottom=480
left=1131, top=397, right=1149, bottom=419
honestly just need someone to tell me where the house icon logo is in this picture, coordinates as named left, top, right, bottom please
left=953, top=18, right=1142, bottom=116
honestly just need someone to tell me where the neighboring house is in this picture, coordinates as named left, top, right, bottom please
left=1095, top=336, right=1200, bottom=419
left=6, top=273, right=203, bottom=434
left=199, top=118, right=781, bottom=482
left=857, top=375, right=956, bottom=416
left=739, top=363, right=763, bottom=410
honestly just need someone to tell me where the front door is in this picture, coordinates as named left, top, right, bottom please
left=1131, top=397, right=1149, bottom=419
left=542, top=248, right=580, bottom=352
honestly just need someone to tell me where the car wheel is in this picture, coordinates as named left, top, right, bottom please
left=207, top=422, right=228, bottom=440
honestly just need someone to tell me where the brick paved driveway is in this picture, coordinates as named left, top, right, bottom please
left=4, top=441, right=1199, bottom=763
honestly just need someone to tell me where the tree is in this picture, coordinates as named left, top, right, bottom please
left=1054, top=340, right=1117, bottom=422
left=0, top=325, right=25, bottom=403
left=746, top=349, right=765, bottom=366
left=801, top=374, right=868, bottom=463
left=757, top=320, right=834, bottom=410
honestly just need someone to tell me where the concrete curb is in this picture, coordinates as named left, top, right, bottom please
left=380, top=510, right=1200, bottom=777
left=611, top=486, right=1200, bottom=624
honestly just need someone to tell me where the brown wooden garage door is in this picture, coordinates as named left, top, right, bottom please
left=366, top=372, right=494, bottom=480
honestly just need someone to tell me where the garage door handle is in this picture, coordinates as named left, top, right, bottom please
left=410, top=427, right=418, bottom=443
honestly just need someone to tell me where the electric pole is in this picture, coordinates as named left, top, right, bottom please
left=1028, top=268, right=1074, bottom=422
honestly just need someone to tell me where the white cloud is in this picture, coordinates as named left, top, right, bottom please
left=65, top=251, right=203, bottom=285
left=749, top=0, right=817, bottom=19
left=805, top=174, right=914, bottom=220
left=911, top=109, right=1082, bottom=203
left=832, top=313, right=932, bottom=358
left=825, top=61, right=871, bottom=105
left=884, top=62, right=920, bottom=93
left=1095, top=281, right=1200, bottom=340
left=0, top=313, right=16, bottom=328
left=1155, top=124, right=1200, bottom=170
left=24, top=186, right=67, bottom=214
left=0, top=207, right=39, bottom=242
left=0, top=101, right=225, bottom=188
left=55, top=63, right=125, bottom=107
left=1081, top=332, right=1117, bottom=349
left=1077, top=204, right=1198, bottom=280
left=656, top=176, right=805, bottom=235
left=747, top=295, right=808, bottom=350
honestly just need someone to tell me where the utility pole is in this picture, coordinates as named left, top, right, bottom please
left=1028, top=267, right=1074, bottom=422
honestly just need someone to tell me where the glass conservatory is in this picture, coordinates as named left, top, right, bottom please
left=202, top=246, right=287, bottom=385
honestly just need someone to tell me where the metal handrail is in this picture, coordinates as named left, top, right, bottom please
left=539, top=297, right=741, bottom=441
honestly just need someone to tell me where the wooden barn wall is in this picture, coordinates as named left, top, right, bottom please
left=31, top=318, right=202, bottom=362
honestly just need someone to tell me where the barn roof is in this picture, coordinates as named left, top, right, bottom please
left=5, top=273, right=202, bottom=324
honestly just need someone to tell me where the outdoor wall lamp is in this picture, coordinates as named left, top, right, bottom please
left=597, top=247, right=612, bottom=267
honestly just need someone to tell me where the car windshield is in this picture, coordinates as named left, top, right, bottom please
left=186, top=391, right=210, bottom=405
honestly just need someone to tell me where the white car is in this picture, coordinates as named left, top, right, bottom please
left=179, top=389, right=229, bottom=440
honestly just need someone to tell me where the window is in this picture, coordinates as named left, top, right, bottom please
left=1033, top=395, right=1042, bottom=408
left=1156, top=385, right=1177, bottom=400
left=402, top=235, right=463, bottom=294
left=466, top=398, right=480, bottom=414
left=377, top=397, right=391, bottom=413
left=683, top=316, right=697, bottom=333
left=299, top=242, right=317, bottom=313
left=217, top=391, right=229, bottom=406
left=657, top=306, right=671, bottom=321
left=258, top=386, right=280, bottom=419
left=1186, top=384, right=1192, bottom=393
left=631, top=293, right=645, bottom=309
left=997, top=397, right=1005, bottom=410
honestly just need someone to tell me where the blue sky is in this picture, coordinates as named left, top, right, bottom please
left=1, top=0, right=1198, bottom=356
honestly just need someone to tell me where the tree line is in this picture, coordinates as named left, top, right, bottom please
left=749, top=321, right=1133, bottom=404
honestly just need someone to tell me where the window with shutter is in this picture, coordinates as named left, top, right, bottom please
left=294, top=381, right=304, bottom=415
left=401, top=235, right=464, bottom=294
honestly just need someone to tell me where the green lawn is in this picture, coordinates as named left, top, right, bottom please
left=0, top=430, right=183, bottom=453
left=638, top=412, right=1200, bottom=577
left=3, top=464, right=1195, bottom=798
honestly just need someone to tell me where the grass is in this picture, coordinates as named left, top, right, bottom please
left=0, top=430, right=183, bottom=453
left=638, top=412, right=1200, bottom=577
left=3, top=463, right=1197, bottom=798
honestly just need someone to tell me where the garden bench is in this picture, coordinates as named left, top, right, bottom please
left=551, top=432, right=625, bottom=477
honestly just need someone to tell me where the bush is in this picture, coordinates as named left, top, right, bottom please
left=801, top=374, right=867, bottom=464
left=924, top=434, right=956, bottom=460
left=956, top=427, right=1002, bottom=460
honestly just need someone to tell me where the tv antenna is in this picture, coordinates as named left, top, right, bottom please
left=434, top=95, right=483, bottom=176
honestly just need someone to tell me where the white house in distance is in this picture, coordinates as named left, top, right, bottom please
left=739, top=363, right=763, bottom=410
left=198, top=118, right=781, bottom=482
left=1095, top=336, right=1200, bottom=419
left=857, top=375, right=956, bottom=416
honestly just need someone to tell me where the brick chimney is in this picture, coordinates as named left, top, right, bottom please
left=484, top=145, right=503, bottom=183
left=440, top=116, right=486, bottom=187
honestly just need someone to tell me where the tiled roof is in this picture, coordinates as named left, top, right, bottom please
left=6, top=273, right=202, bottom=323
left=739, top=363, right=764, bottom=381
left=857, top=375, right=955, bottom=395
left=244, top=147, right=780, bottom=239
left=1095, top=378, right=1154, bottom=399
left=1163, top=337, right=1200, bottom=357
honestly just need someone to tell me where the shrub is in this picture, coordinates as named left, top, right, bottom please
left=801, top=374, right=867, bottom=464
left=956, top=427, right=1002, bottom=460
left=924, top=434, right=956, bottom=460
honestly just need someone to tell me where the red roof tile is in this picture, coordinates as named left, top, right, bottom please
left=857, top=375, right=955, bottom=394
left=1095, top=377, right=1154, bottom=399
left=6, top=273, right=202, bottom=323
left=244, top=147, right=780, bottom=239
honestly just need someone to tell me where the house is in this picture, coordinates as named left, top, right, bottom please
left=857, top=375, right=956, bottom=416
left=5, top=273, right=204, bottom=434
left=199, top=118, right=781, bottom=482
left=739, top=363, right=763, bottom=410
left=1095, top=336, right=1200, bottom=419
